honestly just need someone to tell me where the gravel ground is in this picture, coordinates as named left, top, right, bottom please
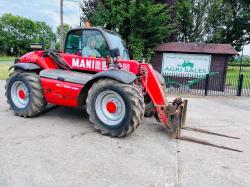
left=0, top=80, right=250, bottom=187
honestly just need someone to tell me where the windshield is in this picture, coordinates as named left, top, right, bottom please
left=105, top=31, right=130, bottom=60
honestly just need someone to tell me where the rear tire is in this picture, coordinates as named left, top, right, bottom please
left=86, top=79, right=144, bottom=137
left=5, top=71, right=47, bottom=117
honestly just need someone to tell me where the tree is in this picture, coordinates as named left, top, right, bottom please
left=36, top=21, right=57, bottom=50
left=56, top=24, right=71, bottom=50
left=175, top=0, right=250, bottom=51
left=0, top=13, right=56, bottom=55
left=81, top=0, right=173, bottom=60
left=81, top=0, right=249, bottom=56
left=175, top=0, right=193, bottom=42
left=205, top=0, right=250, bottom=51
left=176, top=0, right=210, bottom=42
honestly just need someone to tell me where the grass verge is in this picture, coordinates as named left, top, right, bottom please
left=226, top=66, right=250, bottom=89
left=0, top=62, right=13, bottom=80
left=0, top=56, right=16, bottom=61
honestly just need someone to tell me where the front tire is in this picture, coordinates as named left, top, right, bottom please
left=5, top=71, right=47, bottom=117
left=86, top=79, right=144, bottom=137
left=144, top=94, right=154, bottom=117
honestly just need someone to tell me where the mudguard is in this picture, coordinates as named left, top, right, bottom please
left=13, top=63, right=42, bottom=71
left=89, top=69, right=136, bottom=84
left=78, top=69, right=137, bottom=107
left=40, top=69, right=94, bottom=85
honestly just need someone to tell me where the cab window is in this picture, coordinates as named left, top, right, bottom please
left=65, top=29, right=109, bottom=58
left=65, top=30, right=82, bottom=54
left=82, top=30, right=109, bottom=58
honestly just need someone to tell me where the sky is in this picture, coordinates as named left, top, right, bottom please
left=0, top=0, right=249, bottom=55
left=0, top=0, right=81, bottom=31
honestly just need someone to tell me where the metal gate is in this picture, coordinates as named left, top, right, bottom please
left=164, top=73, right=250, bottom=96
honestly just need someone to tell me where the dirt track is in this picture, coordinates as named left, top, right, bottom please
left=0, top=80, right=250, bottom=187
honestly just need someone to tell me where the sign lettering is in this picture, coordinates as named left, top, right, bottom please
left=71, top=58, right=130, bottom=71
left=161, top=53, right=211, bottom=77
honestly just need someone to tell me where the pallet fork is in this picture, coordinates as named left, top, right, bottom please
left=171, top=100, right=242, bottom=152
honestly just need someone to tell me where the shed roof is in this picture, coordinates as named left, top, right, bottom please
left=154, top=42, right=238, bottom=55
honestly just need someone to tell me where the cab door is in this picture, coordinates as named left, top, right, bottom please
left=63, top=29, right=110, bottom=72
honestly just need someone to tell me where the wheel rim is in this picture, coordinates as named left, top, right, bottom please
left=10, top=81, right=29, bottom=108
left=95, top=90, right=126, bottom=126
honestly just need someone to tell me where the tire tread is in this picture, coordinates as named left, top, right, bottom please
left=86, top=79, right=144, bottom=137
left=5, top=71, right=46, bottom=117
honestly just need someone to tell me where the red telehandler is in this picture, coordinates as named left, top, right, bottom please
left=4, top=27, right=241, bottom=152
left=5, top=27, right=186, bottom=137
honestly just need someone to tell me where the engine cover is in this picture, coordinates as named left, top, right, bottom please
left=40, top=78, right=83, bottom=107
left=39, top=69, right=94, bottom=107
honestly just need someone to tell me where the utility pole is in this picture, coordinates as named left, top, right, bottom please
left=60, top=0, right=64, bottom=50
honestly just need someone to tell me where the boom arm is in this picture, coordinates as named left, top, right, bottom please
left=139, top=63, right=169, bottom=125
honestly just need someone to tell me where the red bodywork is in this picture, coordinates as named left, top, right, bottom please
left=19, top=51, right=168, bottom=126
left=40, top=78, right=83, bottom=107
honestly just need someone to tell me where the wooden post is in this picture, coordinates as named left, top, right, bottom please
left=204, top=74, right=209, bottom=96
left=237, top=74, right=244, bottom=96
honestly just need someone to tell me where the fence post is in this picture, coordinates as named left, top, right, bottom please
left=237, top=74, right=244, bottom=96
left=204, top=74, right=209, bottom=96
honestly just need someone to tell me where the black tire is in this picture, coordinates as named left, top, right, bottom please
left=144, top=94, right=154, bottom=117
left=86, top=79, right=144, bottom=137
left=5, top=71, right=47, bottom=117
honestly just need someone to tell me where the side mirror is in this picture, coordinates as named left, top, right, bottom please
left=109, top=48, right=120, bottom=58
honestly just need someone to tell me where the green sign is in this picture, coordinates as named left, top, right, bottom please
left=162, top=53, right=211, bottom=77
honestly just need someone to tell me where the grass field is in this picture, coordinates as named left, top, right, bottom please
left=227, top=66, right=250, bottom=76
left=0, top=56, right=15, bottom=79
left=0, top=56, right=15, bottom=61
left=226, top=66, right=250, bottom=89
left=0, top=61, right=13, bottom=80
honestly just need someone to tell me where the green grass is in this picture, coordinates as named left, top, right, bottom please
left=0, top=56, right=16, bottom=61
left=0, top=61, right=13, bottom=80
left=227, top=66, right=250, bottom=76
left=226, top=66, right=250, bottom=89
left=0, top=56, right=15, bottom=80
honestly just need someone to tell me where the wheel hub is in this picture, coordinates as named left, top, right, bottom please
left=95, top=90, right=125, bottom=126
left=18, top=90, right=26, bottom=100
left=106, top=101, right=117, bottom=113
left=11, top=81, right=29, bottom=108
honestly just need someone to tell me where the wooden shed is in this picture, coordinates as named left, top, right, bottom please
left=151, top=42, right=238, bottom=91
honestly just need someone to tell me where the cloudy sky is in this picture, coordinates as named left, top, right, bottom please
left=0, top=0, right=249, bottom=55
left=0, top=0, right=81, bottom=31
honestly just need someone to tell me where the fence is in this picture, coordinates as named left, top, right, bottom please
left=163, top=73, right=250, bottom=96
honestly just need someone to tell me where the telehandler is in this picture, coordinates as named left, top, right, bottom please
left=5, top=27, right=186, bottom=137
left=5, top=27, right=241, bottom=152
